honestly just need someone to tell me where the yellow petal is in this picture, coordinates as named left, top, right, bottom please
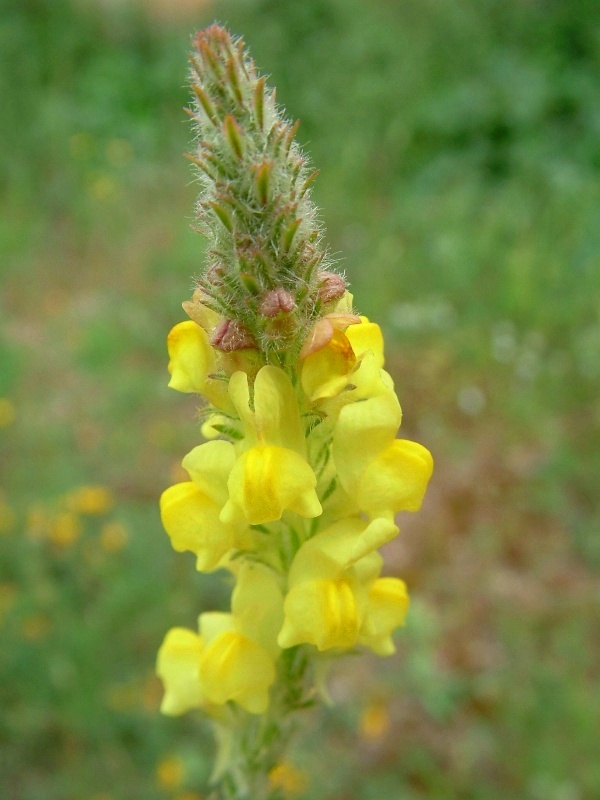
left=278, top=578, right=363, bottom=651
left=287, top=517, right=397, bottom=586
left=348, top=517, right=400, bottom=565
left=358, top=439, right=434, bottom=519
left=167, top=321, right=214, bottom=393
left=199, top=631, right=275, bottom=714
left=160, top=482, right=235, bottom=571
left=156, top=628, right=205, bottom=716
left=350, top=353, right=395, bottom=401
left=300, top=328, right=357, bottom=401
left=228, top=367, right=307, bottom=455
left=231, top=562, right=284, bottom=659
left=346, top=317, right=384, bottom=368
left=254, top=366, right=306, bottom=454
left=198, top=611, right=235, bottom=643
left=182, top=289, right=221, bottom=332
left=317, top=351, right=391, bottom=423
left=221, top=445, right=321, bottom=525
left=332, top=290, right=354, bottom=314
left=227, top=371, right=257, bottom=446
left=359, top=577, right=409, bottom=656
left=298, top=314, right=360, bottom=359
left=166, top=320, right=231, bottom=408
left=332, top=389, right=402, bottom=497
left=181, top=440, right=236, bottom=507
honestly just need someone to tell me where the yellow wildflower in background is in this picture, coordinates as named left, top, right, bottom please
left=49, top=512, right=82, bottom=547
left=99, top=521, right=129, bottom=553
left=156, top=754, right=185, bottom=790
left=269, top=761, right=309, bottom=795
left=22, top=614, right=51, bottom=640
left=64, top=485, right=114, bottom=515
left=0, top=398, right=16, bottom=428
left=173, top=793, right=204, bottom=800
left=359, top=701, right=392, bottom=741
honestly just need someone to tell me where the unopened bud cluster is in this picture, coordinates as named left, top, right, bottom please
left=187, top=26, right=344, bottom=363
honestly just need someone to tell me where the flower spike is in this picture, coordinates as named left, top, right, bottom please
left=156, top=24, right=433, bottom=797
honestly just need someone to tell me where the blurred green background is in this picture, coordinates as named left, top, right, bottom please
left=1, top=0, right=599, bottom=798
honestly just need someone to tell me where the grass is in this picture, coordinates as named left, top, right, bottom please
left=1, top=0, right=599, bottom=798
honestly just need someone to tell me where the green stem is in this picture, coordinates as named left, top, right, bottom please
left=209, top=647, right=313, bottom=799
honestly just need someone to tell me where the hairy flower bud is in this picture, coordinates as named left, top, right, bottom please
left=318, top=270, right=347, bottom=304
left=259, top=287, right=296, bottom=317
left=186, top=25, right=337, bottom=356
left=210, top=319, right=256, bottom=351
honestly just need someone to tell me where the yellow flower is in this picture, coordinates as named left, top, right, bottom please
left=166, top=320, right=230, bottom=408
left=22, top=613, right=51, bottom=640
left=161, top=441, right=251, bottom=570
left=278, top=516, right=407, bottom=653
left=0, top=398, right=16, bottom=428
left=358, top=576, right=409, bottom=655
left=202, top=562, right=283, bottom=714
left=174, top=793, right=204, bottom=800
left=49, top=511, right=82, bottom=547
left=99, top=521, right=129, bottom=553
left=332, top=378, right=433, bottom=520
left=223, top=446, right=320, bottom=526
left=198, top=624, right=275, bottom=713
left=299, top=316, right=358, bottom=401
left=359, top=701, right=391, bottom=740
left=157, top=627, right=207, bottom=715
left=64, top=485, right=114, bottom=515
left=182, top=288, right=222, bottom=332
left=346, top=317, right=385, bottom=368
left=220, top=367, right=321, bottom=525
left=269, top=761, right=308, bottom=795
left=230, top=559, right=284, bottom=660
left=359, top=438, right=433, bottom=517
left=157, top=563, right=282, bottom=715
left=156, top=754, right=185, bottom=790
left=299, top=315, right=383, bottom=402
left=167, top=320, right=215, bottom=392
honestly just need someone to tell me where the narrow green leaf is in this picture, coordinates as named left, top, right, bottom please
left=209, top=200, right=233, bottom=232
left=254, top=161, right=272, bottom=206
left=282, top=218, right=302, bottom=252
left=224, top=114, right=244, bottom=160
left=192, top=84, right=218, bottom=126
left=254, top=76, right=265, bottom=130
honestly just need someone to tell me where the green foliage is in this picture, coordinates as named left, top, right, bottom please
left=1, top=0, right=599, bottom=798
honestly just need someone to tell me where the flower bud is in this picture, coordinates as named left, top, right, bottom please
left=259, top=287, right=296, bottom=317
left=318, top=271, right=347, bottom=304
left=210, top=319, right=256, bottom=351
